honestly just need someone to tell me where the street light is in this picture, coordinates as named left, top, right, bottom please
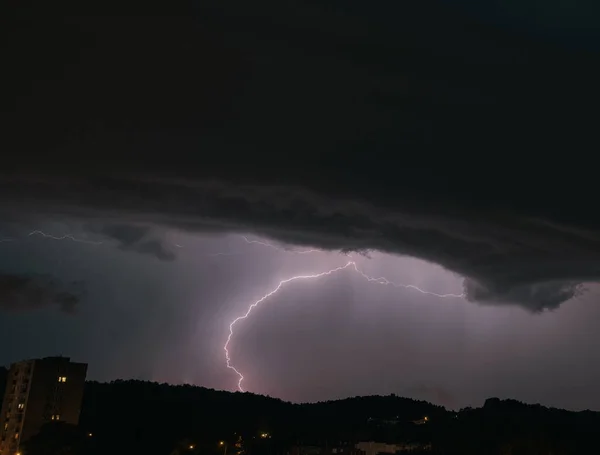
left=219, top=441, right=227, bottom=455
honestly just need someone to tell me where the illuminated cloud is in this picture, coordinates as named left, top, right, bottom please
left=2, top=1, right=599, bottom=311
left=0, top=175, right=597, bottom=312
left=86, top=224, right=176, bottom=262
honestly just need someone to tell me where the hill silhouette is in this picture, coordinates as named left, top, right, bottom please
left=0, top=367, right=6, bottom=401
left=21, top=380, right=600, bottom=455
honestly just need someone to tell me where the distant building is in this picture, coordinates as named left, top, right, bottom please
left=355, top=441, right=431, bottom=454
left=355, top=442, right=400, bottom=455
left=289, top=446, right=365, bottom=455
left=0, top=356, right=87, bottom=455
left=290, top=446, right=323, bottom=455
left=397, top=442, right=431, bottom=452
left=367, top=417, right=400, bottom=427
left=330, top=447, right=365, bottom=455
left=412, top=416, right=428, bottom=425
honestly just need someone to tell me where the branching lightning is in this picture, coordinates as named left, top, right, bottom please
left=0, top=230, right=103, bottom=246
left=189, top=236, right=322, bottom=258
left=225, top=262, right=356, bottom=391
left=28, top=230, right=103, bottom=245
left=350, top=264, right=465, bottom=298
left=242, top=236, right=322, bottom=255
left=224, top=261, right=465, bottom=392
left=5, top=227, right=463, bottom=393
left=170, top=236, right=319, bottom=257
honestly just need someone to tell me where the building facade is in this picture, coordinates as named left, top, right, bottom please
left=0, top=357, right=87, bottom=455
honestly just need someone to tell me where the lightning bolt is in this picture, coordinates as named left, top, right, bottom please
left=350, top=264, right=465, bottom=298
left=242, top=236, right=322, bottom=255
left=187, top=236, right=321, bottom=259
left=169, top=236, right=314, bottom=257
left=28, top=230, right=103, bottom=245
left=224, top=261, right=464, bottom=392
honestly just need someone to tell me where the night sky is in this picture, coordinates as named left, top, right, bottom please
left=2, top=1, right=600, bottom=411
left=1, top=223, right=599, bottom=411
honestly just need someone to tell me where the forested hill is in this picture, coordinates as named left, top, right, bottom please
left=79, top=380, right=443, bottom=453
left=26, top=379, right=600, bottom=455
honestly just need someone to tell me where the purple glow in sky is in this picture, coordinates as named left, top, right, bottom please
left=3, top=0, right=600, bottom=422
left=224, top=254, right=464, bottom=392
left=0, top=223, right=596, bottom=411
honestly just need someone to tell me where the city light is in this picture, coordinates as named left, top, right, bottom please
left=189, top=444, right=195, bottom=449
left=219, top=441, right=225, bottom=446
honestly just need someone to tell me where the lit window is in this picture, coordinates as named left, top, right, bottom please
left=57, top=376, right=67, bottom=383
left=14, top=433, right=18, bottom=439
left=17, top=404, right=24, bottom=410
left=4, top=423, right=8, bottom=430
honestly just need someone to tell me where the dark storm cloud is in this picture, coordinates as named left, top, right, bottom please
left=463, top=279, right=587, bottom=312
left=2, top=176, right=599, bottom=312
left=0, top=274, right=83, bottom=314
left=2, top=1, right=600, bottom=311
left=87, top=224, right=175, bottom=261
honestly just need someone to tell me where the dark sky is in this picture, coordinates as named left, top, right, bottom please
left=2, top=0, right=600, bottom=410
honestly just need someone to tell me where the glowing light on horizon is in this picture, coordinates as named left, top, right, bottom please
left=224, top=261, right=464, bottom=392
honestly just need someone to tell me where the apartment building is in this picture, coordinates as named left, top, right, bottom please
left=0, top=357, right=87, bottom=455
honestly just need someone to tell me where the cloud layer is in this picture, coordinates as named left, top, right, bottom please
left=89, top=224, right=175, bottom=261
left=2, top=1, right=600, bottom=311
left=1, top=175, right=599, bottom=312
left=0, top=274, right=83, bottom=313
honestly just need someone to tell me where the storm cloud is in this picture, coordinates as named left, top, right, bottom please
left=0, top=273, right=83, bottom=314
left=88, top=224, right=176, bottom=261
left=1, top=175, right=599, bottom=312
left=3, top=1, right=600, bottom=311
